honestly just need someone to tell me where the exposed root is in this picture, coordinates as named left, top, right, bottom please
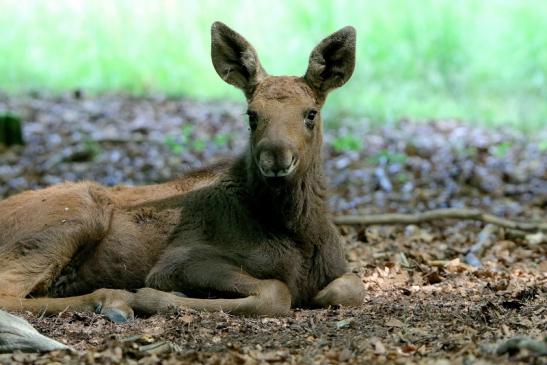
left=334, top=208, right=547, bottom=233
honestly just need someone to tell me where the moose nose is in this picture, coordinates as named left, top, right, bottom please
left=256, top=141, right=298, bottom=178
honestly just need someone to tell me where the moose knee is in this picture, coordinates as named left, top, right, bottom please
left=254, top=280, right=291, bottom=316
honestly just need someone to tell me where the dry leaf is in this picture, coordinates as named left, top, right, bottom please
left=373, top=339, right=386, bottom=354
left=525, top=232, right=545, bottom=245
left=385, top=318, right=404, bottom=328
left=424, top=271, right=443, bottom=284
left=401, top=343, right=417, bottom=353
left=180, top=314, right=193, bottom=324
left=336, top=318, right=353, bottom=329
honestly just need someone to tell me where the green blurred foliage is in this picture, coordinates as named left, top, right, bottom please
left=0, top=0, right=546, bottom=131
left=492, top=141, right=513, bottom=158
left=164, top=124, right=211, bottom=154
left=332, top=135, right=364, bottom=152
left=368, top=149, right=408, bottom=165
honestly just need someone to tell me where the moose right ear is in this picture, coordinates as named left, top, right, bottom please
left=211, top=22, right=267, bottom=99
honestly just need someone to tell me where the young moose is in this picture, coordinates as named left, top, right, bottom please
left=0, top=23, right=364, bottom=333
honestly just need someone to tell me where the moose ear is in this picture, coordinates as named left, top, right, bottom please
left=304, top=26, right=356, bottom=100
left=211, top=21, right=267, bottom=98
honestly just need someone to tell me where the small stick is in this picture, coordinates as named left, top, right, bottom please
left=464, top=224, right=497, bottom=267
left=496, top=336, right=547, bottom=356
left=333, top=208, right=547, bottom=233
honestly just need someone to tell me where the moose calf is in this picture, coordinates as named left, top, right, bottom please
left=0, top=22, right=365, bottom=337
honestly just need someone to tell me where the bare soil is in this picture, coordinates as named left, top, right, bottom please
left=0, top=93, right=545, bottom=364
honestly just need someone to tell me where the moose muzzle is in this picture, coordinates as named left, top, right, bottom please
left=256, top=140, right=298, bottom=178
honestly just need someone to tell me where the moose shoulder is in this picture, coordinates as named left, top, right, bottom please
left=0, top=22, right=365, bottom=322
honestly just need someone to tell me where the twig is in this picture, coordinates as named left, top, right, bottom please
left=374, top=166, right=392, bottom=192
left=464, top=224, right=497, bottom=267
left=139, top=341, right=182, bottom=354
left=496, top=336, right=547, bottom=356
left=333, top=208, right=547, bottom=233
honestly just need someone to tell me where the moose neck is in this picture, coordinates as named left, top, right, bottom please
left=243, top=144, right=328, bottom=233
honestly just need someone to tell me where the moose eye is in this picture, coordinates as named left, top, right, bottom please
left=247, top=110, right=258, bottom=131
left=305, top=109, right=318, bottom=129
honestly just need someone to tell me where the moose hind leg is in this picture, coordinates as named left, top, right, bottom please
left=0, top=225, right=105, bottom=298
left=0, top=183, right=113, bottom=298
left=0, top=288, right=135, bottom=324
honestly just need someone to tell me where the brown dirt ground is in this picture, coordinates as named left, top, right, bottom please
left=3, top=226, right=546, bottom=365
left=0, top=94, right=545, bottom=364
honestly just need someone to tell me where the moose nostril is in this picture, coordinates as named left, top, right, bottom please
left=260, top=151, right=275, bottom=168
left=280, top=153, right=295, bottom=171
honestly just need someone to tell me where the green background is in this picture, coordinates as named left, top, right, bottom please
left=1, top=0, right=546, bottom=130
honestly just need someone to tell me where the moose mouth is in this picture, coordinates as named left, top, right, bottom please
left=258, top=158, right=298, bottom=179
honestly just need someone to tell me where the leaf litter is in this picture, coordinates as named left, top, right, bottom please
left=0, top=92, right=545, bottom=364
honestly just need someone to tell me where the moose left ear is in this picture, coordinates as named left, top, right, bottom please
left=304, top=26, right=356, bottom=100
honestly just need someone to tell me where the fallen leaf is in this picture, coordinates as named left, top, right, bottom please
left=401, top=343, right=417, bottom=353
left=385, top=318, right=404, bottom=328
left=525, top=232, right=545, bottom=245
left=424, top=271, right=443, bottom=284
left=336, top=318, right=353, bottom=329
left=373, top=339, right=386, bottom=354
left=180, top=314, right=193, bottom=324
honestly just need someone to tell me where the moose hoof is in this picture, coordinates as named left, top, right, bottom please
left=100, top=308, right=133, bottom=323
left=313, top=273, right=365, bottom=308
left=253, top=280, right=292, bottom=316
left=91, top=289, right=135, bottom=323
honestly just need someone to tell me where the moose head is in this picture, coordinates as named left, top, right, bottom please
left=211, top=22, right=356, bottom=183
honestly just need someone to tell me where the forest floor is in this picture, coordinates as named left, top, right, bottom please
left=0, top=93, right=545, bottom=364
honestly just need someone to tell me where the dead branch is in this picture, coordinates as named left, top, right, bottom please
left=333, top=208, right=547, bottom=233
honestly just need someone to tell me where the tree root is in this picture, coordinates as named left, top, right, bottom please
left=334, top=208, right=547, bottom=233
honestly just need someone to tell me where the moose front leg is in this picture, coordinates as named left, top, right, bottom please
left=134, top=279, right=290, bottom=316
left=137, top=258, right=292, bottom=316
left=312, top=273, right=365, bottom=308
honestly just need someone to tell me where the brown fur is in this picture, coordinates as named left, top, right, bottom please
left=0, top=22, right=364, bottom=319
